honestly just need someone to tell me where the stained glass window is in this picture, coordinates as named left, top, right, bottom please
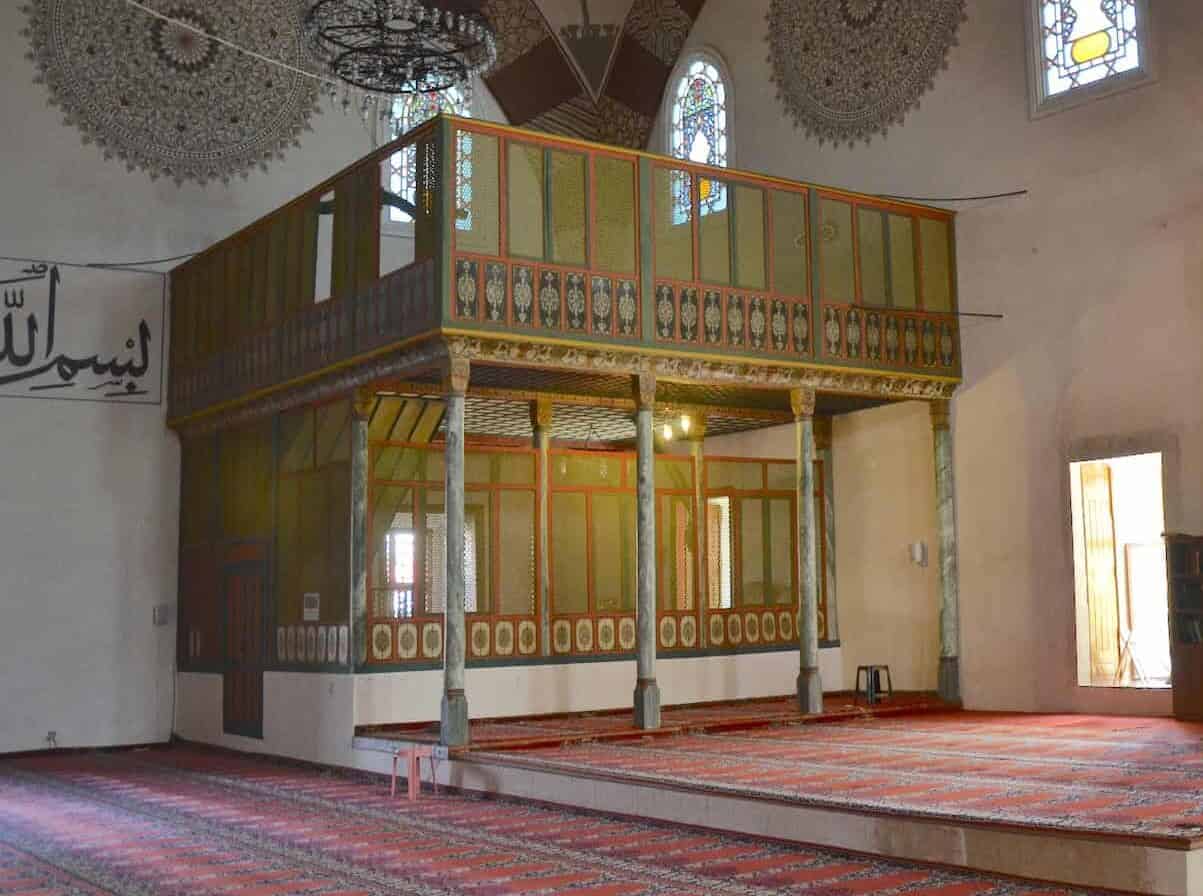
left=1035, top=0, right=1143, bottom=102
left=669, top=56, right=729, bottom=224
left=387, top=88, right=469, bottom=224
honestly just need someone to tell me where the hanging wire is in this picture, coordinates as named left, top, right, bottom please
left=121, top=0, right=342, bottom=92
left=0, top=254, right=177, bottom=277
left=878, top=189, right=1028, bottom=203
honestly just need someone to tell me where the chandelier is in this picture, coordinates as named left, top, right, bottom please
left=304, top=0, right=497, bottom=95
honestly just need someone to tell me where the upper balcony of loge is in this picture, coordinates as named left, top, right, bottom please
left=166, top=115, right=960, bottom=428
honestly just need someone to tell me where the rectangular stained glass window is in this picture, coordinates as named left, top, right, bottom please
left=1029, top=0, right=1150, bottom=111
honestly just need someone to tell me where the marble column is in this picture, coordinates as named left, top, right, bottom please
left=791, top=387, right=823, bottom=714
left=813, top=416, right=837, bottom=642
left=687, top=415, right=708, bottom=646
left=440, top=358, right=470, bottom=746
left=931, top=399, right=961, bottom=703
left=349, top=389, right=374, bottom=669
left=531, top=398, right=553, bottom=656
left=633, top=372, right=661, bottom=729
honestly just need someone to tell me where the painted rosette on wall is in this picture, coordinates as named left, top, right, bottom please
left=23, top=0, right=320, bottom=184
left=766, top=0, right=967, bottom=145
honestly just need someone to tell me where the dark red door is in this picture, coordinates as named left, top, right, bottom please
left=223, top=544, right=266, bottom=738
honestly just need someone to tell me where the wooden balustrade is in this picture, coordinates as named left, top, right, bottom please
left=171, top=259, right=438, bottom=417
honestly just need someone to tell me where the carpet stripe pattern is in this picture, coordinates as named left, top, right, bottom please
left=480, top=711, right=1203, bottom=840
left=0, top=746, right=1095, bottom=896
left=358, top=695, right=941, bottom=749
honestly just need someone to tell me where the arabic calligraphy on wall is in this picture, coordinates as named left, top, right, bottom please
left=0, top=261, right=163, bottom=404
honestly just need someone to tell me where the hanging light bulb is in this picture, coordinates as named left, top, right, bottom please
left=680, top=414, right=691, bottom=434
left=662, top=423, right=674, bottom=441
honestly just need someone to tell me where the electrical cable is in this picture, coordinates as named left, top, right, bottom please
left=87, top=252, right=199, bottom=268
left=0, top=254, right=173, bottom=277
left=121, top=0, right=342, bottom=91
left=878, top=189, right=1028, bottom=202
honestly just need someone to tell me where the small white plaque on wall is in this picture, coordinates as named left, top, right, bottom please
left=303, top=592, right=320, bottom=622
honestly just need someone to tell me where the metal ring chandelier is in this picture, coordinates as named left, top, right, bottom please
left=304, top=0, right=497, bottom=95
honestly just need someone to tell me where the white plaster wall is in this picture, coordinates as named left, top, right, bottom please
left=174, top=651, right=842, bottom=767
left=673, top=0, right=1196, bottom=714
left=355, top=649, right=844, bottom=727
left=176, top=672, right=357, bottom=766
left=0, top=1, right=504, bottom=754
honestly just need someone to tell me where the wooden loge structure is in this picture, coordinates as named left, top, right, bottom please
left=169, top=116, right=962, bottom=744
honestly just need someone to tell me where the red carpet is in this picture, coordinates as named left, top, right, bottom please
left=0, top=744, right=1098, bottom=895
left=478, top=711, right=1203, bottom=842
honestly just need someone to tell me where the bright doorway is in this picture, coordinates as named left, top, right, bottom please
left=1070, top=452, right=1170, bottom=688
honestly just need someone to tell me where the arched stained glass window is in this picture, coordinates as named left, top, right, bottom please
left=1028, top=0, right=1152, bottom=115
left=669, top=54, right=729, bottom=223
left=387, top=87, right=469, bottom=224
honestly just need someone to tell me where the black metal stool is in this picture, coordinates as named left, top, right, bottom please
left=855, top=664, right=893, bottom=705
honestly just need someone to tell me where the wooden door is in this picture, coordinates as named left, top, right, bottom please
left=223, top=544, right=267, bottom=738
left=1080, top=462, right=1121, bottom=683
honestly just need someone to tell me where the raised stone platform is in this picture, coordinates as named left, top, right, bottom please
left=353, top=708, right=1203, bottom=894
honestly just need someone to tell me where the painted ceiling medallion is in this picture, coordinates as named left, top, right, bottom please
left=767, top=0, right=966, bottom=145
left=22, top=0, right=321, bottom=185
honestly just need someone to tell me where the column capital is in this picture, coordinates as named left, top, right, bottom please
left=632, top=372, right=656, bottom=411
left=685, top=413, right=707, bottom=442
left=442, top=357, right=471, bottom=396
left=351, top=388, right=376, bottom=422
left=930, top=399, right=951, bottom=431
left=789, top=387, right=816, bottom=421
left=530, top=396, right=554, bottom=432
left=813, top=416, right=832, bottom=451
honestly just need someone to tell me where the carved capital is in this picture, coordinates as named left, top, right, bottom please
left=443, top=357, right=470, bottom=396
left=351, top=388, right=376, bottom=422
left=685, top=413, right=707, bottom=442
left=789, top=387, right=816, bottom=421
left=530, top=397, right=554, bottom=431
left=632, top=372, right=656, bottom=410
left=930, top=399, right=951, bottom=431
left=812, top=416, right=832, bottom=451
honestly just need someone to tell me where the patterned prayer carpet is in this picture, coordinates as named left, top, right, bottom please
left=357, top=692, right=944, bottom=750
left=476, top=711, right=1203, bottom=842
left=0, top=744, right=1100, bottom=896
